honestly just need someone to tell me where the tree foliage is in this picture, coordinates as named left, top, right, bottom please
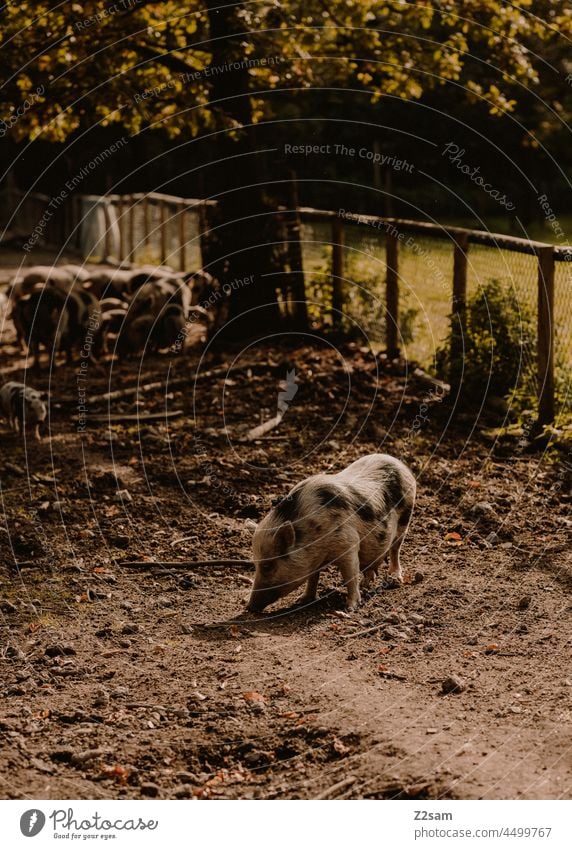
left=1, top=1, right=571, bottom=144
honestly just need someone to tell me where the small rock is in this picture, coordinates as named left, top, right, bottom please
left=0, top=601, right=17, bottom=614
left=413, top=571, right=424, bottom=583
left=441, top=675, right=466, bottom=695
left=382, top=626, right=410, bottom=642
left=423, top=641, right=434, bottom=653
left=173, top=784, right=192, bottom=798
left=384, top=612, right=401, bottom=625
left=176, top=771, right=199, bottom=784
left=111, top=686, right=129, bottom=699
left=5, top=645, right=26, bottom=660
left=118, top=639, right=131, bottom=649
left=243, top=750, right=263, bottom=767
left=121, top=623, right=139, bottom=635
left=110, top=534, right=130, bottom=548
left=114, top=490, right=132, bottom=503
left=71, top=748, right=111, bottom=766
left=426, top=727, right=438, bottom=734
left=517, top=596, right=532, bottom=610
left=44, top=644, right=75, bottom=658
left=140, top=782, right=160, bottom=797
left=92, top=688, right=110, bottom=708
left=408, top=613, right=425, bottom=625
left=471, top=501, right=495, bottom=518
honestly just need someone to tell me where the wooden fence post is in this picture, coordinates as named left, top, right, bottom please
left=286, top=172, right=308, bottom=329
left=332, top=216, right=344, bottom=327
left=385, top=229, right=399, bottom=358
left=116, top=197, right=124, bottom=261
left=160, top=200, right=168, bottom=265
left=198, top=201, right=209, bottom=270
left=179, top=202, right=187, bottom=271
left=451, top=232, right=469, bottom=368
left=142, top=196, right=150, bottom=254
left=537, top=246, right=555, bottom=426
left=127, top=195, right=135, bottom=260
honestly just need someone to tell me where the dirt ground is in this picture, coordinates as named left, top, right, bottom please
left=0, top=284, right=571, bottom=800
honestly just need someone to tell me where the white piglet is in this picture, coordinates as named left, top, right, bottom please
left=247, top=454, right=416, bottom=613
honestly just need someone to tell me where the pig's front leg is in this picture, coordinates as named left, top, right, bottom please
left=335, top=548, right=362, bottom=611
left=297, top=570, right=321, bottom=606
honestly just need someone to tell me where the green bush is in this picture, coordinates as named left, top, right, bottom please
left=436, top=279, right=536, bottom=402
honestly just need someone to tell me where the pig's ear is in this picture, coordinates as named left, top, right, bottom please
left=274, top=521, right=295, bottom=553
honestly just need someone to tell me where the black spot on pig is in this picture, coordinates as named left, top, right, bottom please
left=398, top=504, right=414, bottom=527
left=315, top=486, right=350, bottom=511
left=274, top=488, right=301, bottom=522
left=384, top=468, right=404, bottom=512
left=345, top=486, right=376, bottom=522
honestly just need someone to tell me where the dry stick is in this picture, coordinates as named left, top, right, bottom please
left=85, top=362, right=267, bottom=405
left=246, top=411, right=284, bottom=441
left=339, top=621, right=386, bottom=638
left=88, top=410, right=184, bottom=424
left=118, top=558, right=254, bottom=569
left=313, top=775, right=357, bottom=800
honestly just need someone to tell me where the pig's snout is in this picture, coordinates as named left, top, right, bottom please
left=246, top=585, right=282, bottom=613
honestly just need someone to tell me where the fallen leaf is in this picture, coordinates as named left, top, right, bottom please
left=280, top=711, right=299, bottom=719
left=243, top=691, right=265, bottom=703
left=229, top=625, right=241, bottom=638
left=444, top=532, right=463, bottom=546
left=101, top=764, right=130, bottom=785
left=485, top=643, right=500, bottom=654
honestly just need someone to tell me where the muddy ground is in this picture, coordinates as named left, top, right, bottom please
left=0, top=280, right=571, bottom=800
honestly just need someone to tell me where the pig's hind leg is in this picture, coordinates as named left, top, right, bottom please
left=387, top=508, right=414, bottom=585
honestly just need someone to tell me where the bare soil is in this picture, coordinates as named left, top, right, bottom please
left=0, top=309, right=571, bottom=800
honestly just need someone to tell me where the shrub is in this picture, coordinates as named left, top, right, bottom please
left=436, top=278, right=536, bottom=402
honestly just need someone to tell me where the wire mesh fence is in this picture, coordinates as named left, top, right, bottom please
left=300, top=209, right=570, bottom=426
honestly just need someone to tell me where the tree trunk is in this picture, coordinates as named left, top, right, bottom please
left=204, top=0, right=282, bottom=338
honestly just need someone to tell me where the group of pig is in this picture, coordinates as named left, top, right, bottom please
left=6, top=262, right=217, bottom=369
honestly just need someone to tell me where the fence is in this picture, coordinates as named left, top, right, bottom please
left=299, top=208, right=571, bottom=428
left=2, top=187, right=570, bottom=427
